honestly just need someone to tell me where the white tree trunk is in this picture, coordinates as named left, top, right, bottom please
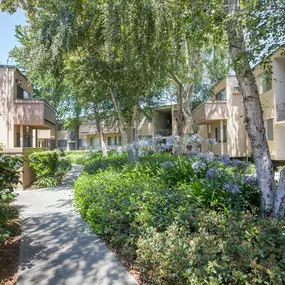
left=96, top=120, right=107, bottom=158
left=225, top=0, right=278, bottom=217
left=273, top=168, right=285, bottom=219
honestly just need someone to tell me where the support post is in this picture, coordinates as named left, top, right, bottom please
left=220, top=120, right=224, bottom=155
left=20, top=125, right=24, bottom=147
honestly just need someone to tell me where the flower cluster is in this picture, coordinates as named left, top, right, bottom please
left=188, top=134, right=202, bottom=146
left=207, top=138, right=217, bottom=145
left=192, top=160, right=206, bottom=174
left=165, top=135, right=180, bottom=150
left=224, top=183, right=242, bottom=194
left=243, top=174, right=258, bottom=185
left=206, top=168, right=221, bottom=178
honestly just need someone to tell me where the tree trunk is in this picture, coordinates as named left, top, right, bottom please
left=225, top=0, right=277, bottom=217
left=273, top=168, right=285, bottom=219
left=95, top=119, right=107, bottom=158
left=133, top=104, right=140, bottom=160
left=74, top=123, right=80, bottom=150
left=109, top=88, right=134, bottom=161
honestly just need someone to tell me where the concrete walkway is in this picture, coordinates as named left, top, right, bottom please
left=15, top=164, right=137, bottom=285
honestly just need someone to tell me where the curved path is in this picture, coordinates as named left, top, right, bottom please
left=15, top=164, right=137, bottom=285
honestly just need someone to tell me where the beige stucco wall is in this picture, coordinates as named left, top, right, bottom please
left=0, top=67, right=15, bottom=148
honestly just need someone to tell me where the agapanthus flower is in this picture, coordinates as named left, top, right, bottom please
left=243, top=175, right=258, bottom=185
left=207, top=138, right=217, bottom=145
left=162, top=161, right=174, bottom=169
left=192, top=161, right=206, bottom=173
left=206, top=168, right=220, bottom=178
left=224, top=183, right=242, bottom=193
left=189, top=134, right=202, bottom=146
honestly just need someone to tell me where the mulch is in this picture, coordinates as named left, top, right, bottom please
left=0, top=219, right=21, bottom=285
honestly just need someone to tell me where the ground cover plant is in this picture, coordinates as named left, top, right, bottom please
left=74, top=143, right=285, bottom=284
left=29, top=149, right=71, bottom=188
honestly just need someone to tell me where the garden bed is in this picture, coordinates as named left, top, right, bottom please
left=74, top=151, right=285, bottom=284
left=0, top=210, right=21, bottom=285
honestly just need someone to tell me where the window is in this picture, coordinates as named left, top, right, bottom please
left=262, top=73, right=272, bottom=93
left=215, top=88, right=226, bottom=101
left=233, top=86, right=241, bottom=93
left=258, top=73, right=272, bottom=94
left=58, top=124, right=64, bottom=131
left=94, top=137, right=101, bottom=146
left=108, top=137, right=112, bottom=146
left=79, top=139, right=87, bottom=147
left=17, top=85, right=30, bottom=99
left=265, top=119, right=274, bottom=141
left=58, top=140, right=67, bottom=147
left=215, top=128, right=220, bottom=142
left=215, top=126, right=227, bottom=142
left=118, top=136, right=122, bottom=146
left=90, top=137, right=94, bottom=147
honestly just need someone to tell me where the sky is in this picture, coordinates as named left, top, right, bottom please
left=0, top=10, right=26, bottom=64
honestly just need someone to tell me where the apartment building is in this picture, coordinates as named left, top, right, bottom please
left=56, top=105, right=175, bottom=151
left=0, top=65, right=56, bottom=187
left=193, top=46, right=285, bottom=161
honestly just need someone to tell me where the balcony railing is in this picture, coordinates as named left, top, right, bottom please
left=13, top=98, right=56, bottom=128
left=276, top=103, right=285, bottom=122
left=192, top=101, right=228, bottom=124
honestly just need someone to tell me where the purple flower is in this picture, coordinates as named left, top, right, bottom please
left=224, top=183, right=242, bottom=193
left=223, top=154, right=231, bottom=166
left=243, top=175, right=258, bottom=185
left=192, top=161, right=206, bottom=173
left=206, top=168, right=220, bottom=178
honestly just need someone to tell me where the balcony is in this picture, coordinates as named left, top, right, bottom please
left=13, top=99, right=56, bottom=129
left=276, top=103, right=285, bottom=122
left=193, top=101, right=228, bottom=125
left=79, top=124, right=119, bottom=135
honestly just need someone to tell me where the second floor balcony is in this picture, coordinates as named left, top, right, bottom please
left=193, top=101, right=228, bottom=125
left=13, top=99, right=56, bottom=129
left=79, top=124, right=119, bottom=135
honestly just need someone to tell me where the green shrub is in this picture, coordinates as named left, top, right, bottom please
left=84, top=154, right=129, bottom=174
left=0, top=143, right=23, bottom=242
left=29, top=150, right=59, bottom=179
left=137, top=210, right=285, bottom=285
left=29, top=150, right=71, bottom=188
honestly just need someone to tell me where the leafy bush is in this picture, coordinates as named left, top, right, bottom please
left=84, top=153, right=129, bottom=174
left=29, top=150, right=71, bottom=188
left=74, top=152, right=271, bottom=283
left=137, top=210, right=285, bottom=285
left=29, top=150, right=59, bottom=179
left=0, top=143, right=23, bottom=242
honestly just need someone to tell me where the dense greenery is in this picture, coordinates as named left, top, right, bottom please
left=74, top=151, right=284, bottom=283
left=29, top=150, right=71, bottom=188
left=0, top=143, right=23, bottom=243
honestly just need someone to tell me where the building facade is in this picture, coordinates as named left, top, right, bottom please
left=0, top=65, right=56, bottom=187
left=193, top=47, right=285, bottom=161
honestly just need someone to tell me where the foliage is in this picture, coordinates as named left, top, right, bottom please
left=137, top=211, right=285, bottom=285
left=29, top=150, right=71, bottom=188
left=0, top=143, right=23, bottom=243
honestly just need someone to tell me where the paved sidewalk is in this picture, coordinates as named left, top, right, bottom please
left=15, top=164, right=137, bottom=285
